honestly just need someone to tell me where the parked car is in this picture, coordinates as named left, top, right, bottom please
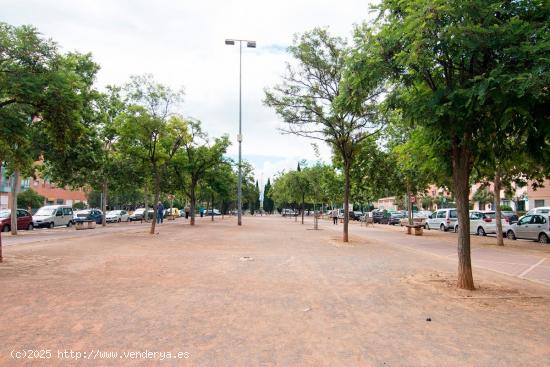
left=371, top=210, right=390, bottom=224
left=388, top=212, right=405, bottom=225
left=33, top=205, right=74, bottom=228
left=129, top=208, right=154, bottom=221
left=526, top=207, right=550, bottom=216
left=164, top=208, right=180, bottom=217
left=471, top=211, right=510, bottom=236
left=351, top=211, right=363, bottom=221
left=399, top=212, right=429, bottom=227
left=281, top=208, right=298, bottom=217
left=106, top=210, right=129, bottom=223
left=205, top=209, right=221, bottom=216
left=506, top=214, right=550, bottom=244
left=426, top=208, right=458, bottom=231
left=0, top=209, right=34, bottom=232
left=74, top=209, right=103, bottom=224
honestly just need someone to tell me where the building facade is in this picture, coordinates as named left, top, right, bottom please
left=0, top=167, right=87, bottom=209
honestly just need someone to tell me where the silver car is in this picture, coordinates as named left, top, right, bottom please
left=506, top=214, right=550, bottom=244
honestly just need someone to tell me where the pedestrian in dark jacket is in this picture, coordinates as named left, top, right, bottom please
left=157, top=202, right=164, bottom=224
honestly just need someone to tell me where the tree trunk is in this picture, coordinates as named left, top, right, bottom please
left=301, top=193, right=305, bottom=224
left=150, top=168, right=161, bottom=235
left=144, top=185, right=149, bottom=223
left=102, top=181, right=108, bottom=227
left=452, top=140, right=475, bottom=290
left=10, top=170, right=19, bottom=235
left=211, top=194, right=215, bottom=221
left=343, top=163, right=350, bottom=242
left=190, top=183, right=196, bottom=226
left=494, top=170, right=504, bottom=246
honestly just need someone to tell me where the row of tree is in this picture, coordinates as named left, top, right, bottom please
left=0, top=23, right=256, bottom=260
left=264, top=0, right=550, bottom=289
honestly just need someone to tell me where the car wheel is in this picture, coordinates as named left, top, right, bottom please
left=539, top=233, right=549, bottom=244
left=2, top=225, right=10, bottom=232
left=27, top=223, right=34, bottom=231
left=440, top=223, right=446, bottom=232
left=49, top=222, right=55, bottom=229
left=506, top=230, right=516, bottom=240
left=477, top=227, right=486, bottom=236
left=67, top=221, right=73, bottom=228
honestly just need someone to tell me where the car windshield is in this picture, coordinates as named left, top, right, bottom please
left=0, top=210, right=10, bottom=219
left=484, top=212, right=496, bottom=219
left=35, top=207, right=56, bottom=216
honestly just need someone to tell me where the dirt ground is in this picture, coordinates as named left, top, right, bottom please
left=1, top=216, right=549, bottom=366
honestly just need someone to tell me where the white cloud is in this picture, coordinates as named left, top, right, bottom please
left=2, top=0, right=376, bottom=179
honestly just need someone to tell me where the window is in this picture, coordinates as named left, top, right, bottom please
left=518, top=216, right=531, bottom=225
left=449, top=210, right=457, bottom=219
left=532, top=216, right=545, bottom=224
left=470, top=212, right=482, bottom=220
left=63, top=207, right=72, bottom=216
left=437, top=211, right=445, bottom=219
left=56, top=199, right=64, bottom=205
left=534, top=200, right=545, bottom=208
left=56, top=209, right=63, bottom=217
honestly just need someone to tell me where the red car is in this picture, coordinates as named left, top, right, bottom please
left=0, top=209, right=34, bottom=232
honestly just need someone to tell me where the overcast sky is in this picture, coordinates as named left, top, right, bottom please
left=3, top=0, right=375, bottom=186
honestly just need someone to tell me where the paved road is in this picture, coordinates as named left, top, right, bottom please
left=320, top=219, right=550, bottom=285
left=0, top=218, right=186, bottom=246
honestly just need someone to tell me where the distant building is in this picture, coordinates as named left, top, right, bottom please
left=0, top=166, right=87, bottom=209
left=527, top=179, right=550, bottom=209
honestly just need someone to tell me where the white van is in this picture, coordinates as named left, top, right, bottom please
left=426, top=208, right=458, bottom=231
left=526, top=207, right=550, bottom=216
left=33, top=205, right=74, bottom=228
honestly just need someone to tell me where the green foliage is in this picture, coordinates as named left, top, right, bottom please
left=72, top=201, right=87, bottom=210
left=263, top=178, right=275, bottom=213
left=472, top=187, right=494, bottom=206
left=17, top=189, right=45, bottom=209
left=500, top=205, right=513, bottom=212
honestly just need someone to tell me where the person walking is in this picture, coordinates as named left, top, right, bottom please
left=156, top=201, right=164, bottom=224
left=332, top=209, right=338, bottom=225
left=185, top=207, right=190, bottom=219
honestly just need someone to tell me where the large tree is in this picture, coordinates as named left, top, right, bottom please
left=265, top=28, right=385, bottom=242
left=169, top=120, right=230, bottom=226
left=0, top=23, right=98, bottom=259
left=119, top=75, right=187, bottom=234
left=367, top=0, right=550, bottom=289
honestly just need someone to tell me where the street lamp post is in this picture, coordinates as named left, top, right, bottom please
left=225, top=38, right=256, bottom=226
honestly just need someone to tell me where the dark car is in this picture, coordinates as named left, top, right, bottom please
left=73, top=209, right=103, bottom=224
left=129, top=208, right=154, bottom=221
left=0, top=209, right=34, bottom=232
left=350, top=211, right=363, bottom=221
left=372, top=210, right=390, bottom=224
left=388, top=212, right=405, bottom=225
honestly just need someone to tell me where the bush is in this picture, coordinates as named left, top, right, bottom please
left=500, top=205, right=513, bottom=212
left=72, top=201, right=87, bottom=210
left=17, top=189, right=45, bottom=209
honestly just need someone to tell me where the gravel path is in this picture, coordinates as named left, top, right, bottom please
left=1, top=216, right=548, bottom=366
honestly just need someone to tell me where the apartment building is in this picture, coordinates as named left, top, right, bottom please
left=0, top=167, right=87, bottom=209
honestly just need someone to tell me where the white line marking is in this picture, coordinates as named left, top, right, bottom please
left=518, top=258, right=546, bottom=278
